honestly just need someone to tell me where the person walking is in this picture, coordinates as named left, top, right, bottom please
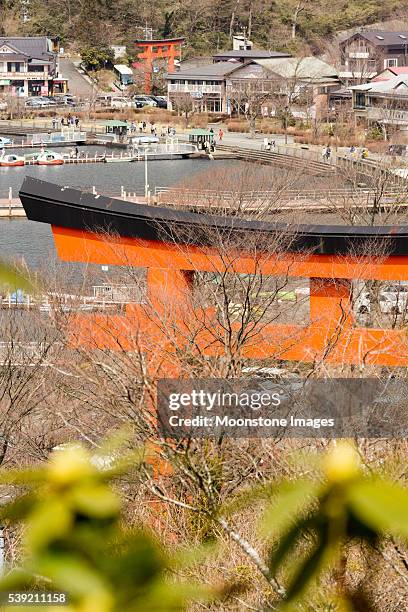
left=218, top=128, right=224, bottom=141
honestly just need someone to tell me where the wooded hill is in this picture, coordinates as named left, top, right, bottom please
left=0, top=0, right=407, bottom=58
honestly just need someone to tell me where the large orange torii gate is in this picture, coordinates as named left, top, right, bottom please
left=132, top=38, right=184, bottom=94
left=18, top=177, right=408, bottom=371
left=52, top=226, right=408, bottom=370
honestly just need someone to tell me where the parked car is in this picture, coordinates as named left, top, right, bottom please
left=25, top=96, right=54, bottom=108
left=25, top=98, right=43, bottom=108
left=44, top=96, right=58, bottom=105
left=355, top=289, right=408, bottom=315
left=96, top=95, right=114, bottom=107
left=110, top=97, right=132, bottom=109
left=148, top=95, right=167, bottom=108
left=132, top=95, right=157, bottom=107
left=133, top=99, right=145, bottom=108
left=0, top=136, right=12, bottom=147
left=388, top=144, right=408, bottom=157
left=61, top=95, right=77, bottom=106
left=132, top=99, right=151, bottom=109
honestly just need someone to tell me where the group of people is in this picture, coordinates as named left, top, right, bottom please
left=323, top=144, right=369, bottom=162
left=349, top=145, right=369, bottom=160
left=51, top=115, right=80, bottom=129
left=129, top=121, right=177, bottom=138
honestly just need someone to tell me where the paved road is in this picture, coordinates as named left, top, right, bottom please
left=59, top=58, right=96, bottom=97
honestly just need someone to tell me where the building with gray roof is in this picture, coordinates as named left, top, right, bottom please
left=340, top=30, right=408, bottom=83
left=0, top=36, right=66, bottom=97
left=165, top=54, right=338, bottom=117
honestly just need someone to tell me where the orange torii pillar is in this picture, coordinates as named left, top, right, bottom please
left=51, top=226, right=408, bottom=368
left=133, top=38, right=184, bottom=94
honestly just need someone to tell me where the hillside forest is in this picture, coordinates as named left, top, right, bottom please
left=0, top=0, right=407, bottom=59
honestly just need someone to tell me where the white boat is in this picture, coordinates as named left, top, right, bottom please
left=0, top=153, right=25, bottom=167
left=36, top=150, right=65, bottom=166
left=128, top=136, right=160, bottom=146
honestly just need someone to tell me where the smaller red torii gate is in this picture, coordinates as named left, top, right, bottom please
left=133, top=38, right=184, bottom=94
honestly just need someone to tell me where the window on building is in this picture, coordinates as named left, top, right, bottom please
left=206, top=99, right=221, bottom=112
left=355, top=92, right=366, bottom=108
left=7, top=62, right=22, bottom=72
left=385, top=58, right=398, bottom=68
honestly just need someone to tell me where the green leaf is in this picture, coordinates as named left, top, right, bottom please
left=284, top=522, right=329, bottom=603
left=348, top=479, right=408, bottom=538
left=0, top=494, right=34, bottom=522
left=26, top=498, right=72, bottom=550
left=69, top=484, right=120, bottom=518
left=0, top=262, right=33, bottom=292
left=37, top=553, right=111, bottom=598
left=268, top=515, right=319, bottom=574
left=260, top=479, right=320, bottom=537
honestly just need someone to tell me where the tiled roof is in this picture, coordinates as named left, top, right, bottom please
left=350, top=75, right=408, bottom=93
left=349, top=30, right=408, bottom=46
left=255, top=57, right=338, bottom=80
left=165, top=61, right=244, bottom=80
left=213, top=50, right=291, bottom=59
left=0, top=37, right=54, bottom=61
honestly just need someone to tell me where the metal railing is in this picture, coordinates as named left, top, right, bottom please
left=0, top=71, right=50, bottom=79
left=26, top=131, right=86, bottom=145
left=0, top=288, right=143, bottom=311
left=355, top=106, right=408, bottom=124
left=168, top=83, right=222, bottom=94
left=154, top=186, right=408, bottom=204
left=273, top=143, right=337, bottom=165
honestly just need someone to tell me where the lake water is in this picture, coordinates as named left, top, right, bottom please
left=0, top=157, right=234, bottom=269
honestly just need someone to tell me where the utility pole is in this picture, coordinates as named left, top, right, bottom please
left=144, top=22, right=153, bottom=40
left=144, top=145, right=149, bottom=199
left=242, top=26, right=247, bottom=49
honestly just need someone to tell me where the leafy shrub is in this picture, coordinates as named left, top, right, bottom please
left=0, top=444, right=208, bottom=611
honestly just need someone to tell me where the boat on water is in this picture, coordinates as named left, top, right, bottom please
left=128, top=136, right=160, bottom=146
left=0, top=153, right=25, bottom=167
left=18, top=176, right=408, bottom=256
left=36, top=150, right=65, bottom=165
